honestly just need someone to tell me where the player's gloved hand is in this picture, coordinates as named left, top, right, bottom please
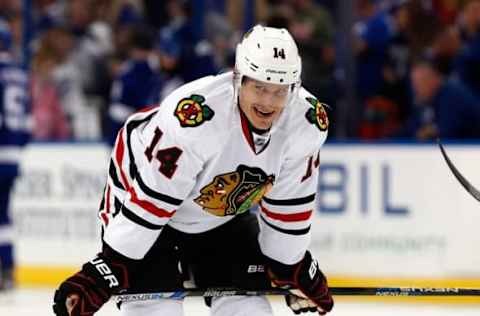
left=53, top=251, right=130, bottom=316
left=268, top=251, right=333, bottom=315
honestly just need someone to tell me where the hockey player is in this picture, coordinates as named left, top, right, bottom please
left=53, top=25, right=333, bottom=315
left=0, top=19, right=30, bottom=290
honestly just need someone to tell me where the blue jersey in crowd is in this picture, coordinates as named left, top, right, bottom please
left=402, top=80, right=480, bottom=139
left=355, top=11, right=395, bottom=99
left=456, top=32, right=480, bottom=98
left=0, top=53, right=30, bottom=289
left=158, top=19, right=218, bottom=83
left=108, top=59, right=163, bottom=145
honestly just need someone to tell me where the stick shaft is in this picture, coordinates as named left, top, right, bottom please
left=115, top=289, right=289, bottom=302
left=438, top=141, right=480, bottom=201
left=115, top=287, right=480, bottom=302
left=331, top=287, right=480, bottom=296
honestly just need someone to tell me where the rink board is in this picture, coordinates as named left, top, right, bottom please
left=9, top=143, right=480, bottom=289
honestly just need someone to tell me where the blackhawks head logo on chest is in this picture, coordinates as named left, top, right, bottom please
left=194, top=165, right=275, bottom=217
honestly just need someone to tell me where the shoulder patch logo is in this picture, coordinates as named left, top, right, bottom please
left=174, top=94, right=214, bottom=127
left=305, top=97, right=329, bottom=131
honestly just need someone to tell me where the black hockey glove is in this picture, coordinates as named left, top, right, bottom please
left=53, top=248, right=131, bottom=316
left=268, top=251, right=333, bottom=315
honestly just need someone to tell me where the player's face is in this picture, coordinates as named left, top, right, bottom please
left=239, top=78, right=290, bottom=130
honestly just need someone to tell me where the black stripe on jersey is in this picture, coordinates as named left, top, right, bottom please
left=109, top=159, right=125, bottom=190
left=259, top=214, right=310, bottom=235
left=123, top=111, right=184, bottom=206
left=136, top=173, right=183, bottom=206
left=263, top=193, right=315, bottom=206
left=113, top=197, right=123, bottom=217
left=121, top=205, right=164, bottom=230
left=125, top=112, right=157, bottom=179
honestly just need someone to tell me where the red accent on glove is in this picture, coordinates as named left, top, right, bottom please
left=53, top=251, right=130, bottom=316
left=53, top=271, right=110, bottom=316
left=268, top=251, right=334, bottom=315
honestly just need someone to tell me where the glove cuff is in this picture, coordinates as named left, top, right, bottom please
left=267, top=251, right=334, bottom=314
left=266, top=255, right=300, bottom=289
left=267, top=251, right=329, bottom=297
left=82, top=254, right=127, bottom=294
left=292, top=251, right=326, bottom=296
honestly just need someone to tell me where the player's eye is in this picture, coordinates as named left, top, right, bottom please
left=275, top=89, right=288, bottom=97
left=255, top=85, right=266, bottom=93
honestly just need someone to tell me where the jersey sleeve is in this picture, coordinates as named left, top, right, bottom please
left=259, top=129, right=327, bottom=265
left=100, top=107, right=203, bottom=259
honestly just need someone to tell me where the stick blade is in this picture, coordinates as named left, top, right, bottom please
left=438, top=140, right=480, bottom=202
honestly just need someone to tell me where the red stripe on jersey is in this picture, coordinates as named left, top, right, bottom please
left=99, top=185, right=111, bottom=226
left=101, top=212, right=109, bottom=226
left=128, top=186, right=176, bottom=218
left=260, top=205, right=312, bottom=222
left=115, top=128, right=130, bottom=189
left=136, top=104, right=157, bottom=114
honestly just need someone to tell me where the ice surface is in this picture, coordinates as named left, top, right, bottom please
left=1, top=288, right=479, bottom=315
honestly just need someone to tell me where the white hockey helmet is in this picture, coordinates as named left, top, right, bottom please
left=235, top=25, right=302, bottom=86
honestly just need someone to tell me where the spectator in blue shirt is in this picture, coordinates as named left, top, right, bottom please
left=354, top=1, right=405, bottom=100
left=159, top=0, right=218, bottom=83
left=107, top=25, right=162, bottom=145
left=399, top=59, right=480, bottom=140
left=453, top=1, right=480, bottom=97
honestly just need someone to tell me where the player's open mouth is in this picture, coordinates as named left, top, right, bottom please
left=254, top=107, right=274, bottom=118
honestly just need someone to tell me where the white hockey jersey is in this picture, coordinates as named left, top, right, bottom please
left=100, top=72, right=328, bottom=265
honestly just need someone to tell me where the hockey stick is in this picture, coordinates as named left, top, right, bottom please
left=114, top=286, right=480, bottom=302
left=438, top=141, right=480, bottom=202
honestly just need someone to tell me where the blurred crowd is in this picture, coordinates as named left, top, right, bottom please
left=352, top=0, right=480, bottom=140
left=1, top=0, right=480, bottom=142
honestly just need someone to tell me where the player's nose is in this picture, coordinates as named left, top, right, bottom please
left=257, top=92, right=277, bottom=107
